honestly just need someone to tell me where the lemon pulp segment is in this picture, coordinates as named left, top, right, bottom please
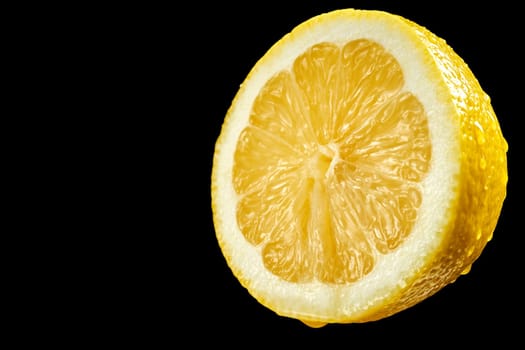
left=232, top=39, right=432, bottom=284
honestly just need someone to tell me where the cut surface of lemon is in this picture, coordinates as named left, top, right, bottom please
left=211, top=9, right=507, bottom=326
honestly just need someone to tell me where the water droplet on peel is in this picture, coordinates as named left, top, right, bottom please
left=301, top=320, right=327, bottom=328
left=487, top=232, right=494, bottom=242
left=474, top=121, right=486, bottom=145
left=466, top=246, right=475, bottom=257
left=461, top=264, right=472, bottom=275
left=479, top=157, right=487, bottom=169
left=476, top=228, right=482, bottom=240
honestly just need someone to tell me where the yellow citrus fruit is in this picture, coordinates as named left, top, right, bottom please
left=211, top=8, right=507, bottom=327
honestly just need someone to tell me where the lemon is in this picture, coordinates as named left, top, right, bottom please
left=211, top=8, right=507, bottom=326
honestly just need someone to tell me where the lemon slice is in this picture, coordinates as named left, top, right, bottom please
left=211, top=8, right=507, bottom=326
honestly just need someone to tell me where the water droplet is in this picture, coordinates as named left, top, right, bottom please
left=476, top=228, right=482, bottom=240
left=487, top=232, right=494, bottom=242
left=474, top=121, right=486, bottom=145
left=301, top=320, right=327, bottom=328
left=461, top=264, right=472, bottom=275
left=466, top=246, right=475, bottom=257
left=479, top=157, right=487, bottom=169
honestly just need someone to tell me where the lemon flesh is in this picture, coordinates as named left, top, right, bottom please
left=234, top=39, right=431, bottom=284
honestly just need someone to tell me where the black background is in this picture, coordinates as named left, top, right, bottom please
left=186, top=0, right=519, bottom=345
left=9, top=0, right=521, bottom=346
